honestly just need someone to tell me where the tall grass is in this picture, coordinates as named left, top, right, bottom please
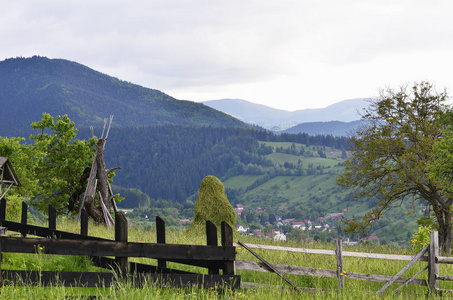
left=2, top=217, right=453, bottom=299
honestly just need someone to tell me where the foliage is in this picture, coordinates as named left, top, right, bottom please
left=187, top=176, right=237, bottom=236
left=0, top=137, right=42, bottom=220
left=410, top=225, right=432, bottom=252
left=337, top=82, right=453, bottom=253
left=29, top=113, right=96, bottom=216
left=429, top=111, right=453, bottom=193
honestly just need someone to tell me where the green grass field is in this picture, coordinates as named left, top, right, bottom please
left=1, top=217, right=453, bottom=299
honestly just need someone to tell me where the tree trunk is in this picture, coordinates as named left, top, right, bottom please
left=435, top=207, right=452, bottom=255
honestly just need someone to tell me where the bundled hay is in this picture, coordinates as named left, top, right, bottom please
left=187, top=175, right=237, bottom=236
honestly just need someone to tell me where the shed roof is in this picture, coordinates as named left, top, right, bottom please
left=0, top=157, right=21, bottom=186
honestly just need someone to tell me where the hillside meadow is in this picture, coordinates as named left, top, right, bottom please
left=1, top=217, right=453, bottom=299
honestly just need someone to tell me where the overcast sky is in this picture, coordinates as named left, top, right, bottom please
left=1, top=1, right=452, bottom=111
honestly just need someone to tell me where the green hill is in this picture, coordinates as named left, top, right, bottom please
left=0, top=56, right=248, bottom=137
left=221, top=141, right=422, bottom=245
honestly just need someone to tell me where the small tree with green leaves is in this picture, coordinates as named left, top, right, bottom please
left=337, top=82, right=453, bottom=253
left=29, top=113, right=96, bottom=216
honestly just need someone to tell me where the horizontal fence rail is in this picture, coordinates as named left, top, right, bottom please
left=234, top=243, right=429, bottom=262
left=235, top=260, right=427, bottom=286
left=234, top=241, right=433, bottom=294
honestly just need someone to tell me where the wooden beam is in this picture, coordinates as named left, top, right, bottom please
left=0, top=220, right=109, bottom=241
left=115, top=212, right=128, bottom=275
left=237, top=240, right=300, bottom=292
left=1, top=270, right=241, bottom=289
left=0, top=237, right=236, bottom=261
left=234, top=243, right=428, bottom=262
left=20, top=202, right=27, bottom=238
left=235, top=260, right=427, bottom=286
left=376, top=245, right=429, bottom=295
left=428, top=231, right=439, bottom=292
left=394, top=266, right=428, bottom=294
left=156, top=216, right=167, bottom=269
left=206, top=221, right=219, bottom=275
left=335, top=239, right=344, bottom=288
left=221, top=221, right=235, bottom=275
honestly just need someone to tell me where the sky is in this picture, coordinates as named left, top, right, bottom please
left=1, top=1, right=453, bottom=111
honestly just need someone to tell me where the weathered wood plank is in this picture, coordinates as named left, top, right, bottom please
left=237, top=241, right=300, bottom=292
left=428, top=231, right=439, bottom=292
left=115, top=212, right=128, bottom=275
left=234, top=243, right=428, bottom=262
left=206, top=221, right=219, bottom=275
left=156, top=216, right=167, bottom=269
left=376, top=245, right=429, bottom=295
left=1, top=270, right=241, bottom=289
left=235, top=260, right=427, bottom=286
left=221, top=221, right=235, bottom=275
left=336, top=239, right=344, bottom=288
left=48, top=205, right=56, bottom=231
left=436, top=256, right=453, bottom=264
left=0, top=237, right=236, bottom=261
left=92, top=256, right=196, bottom=274
left=394, top=266, right=428, bottom=293
left=20, top=202, right=27, bottom=237
left=0, top=220, right=109, bottom=241
left=436, top=274, right=453, bottom=281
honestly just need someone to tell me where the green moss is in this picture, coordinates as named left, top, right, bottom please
left=187, top=176, right=237, bottom=237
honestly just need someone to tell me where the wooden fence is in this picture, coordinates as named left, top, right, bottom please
left=235, top=231, right=453, bottom=295
left=0, top=199, right=240, bottom=289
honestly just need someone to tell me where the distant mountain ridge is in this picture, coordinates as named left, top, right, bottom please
left=0, top=56, right=248, bottom=137
left=202, top=98, right=370, bottom=132
left=282, top=120, right=363, bottom=137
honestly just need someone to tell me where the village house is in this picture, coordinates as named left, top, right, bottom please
left=252, top=229, right=263, bottom=236
left=236, top=224, right=249, bottom=234
left=282, top=218, right=295, bottom=225
left=292, top=221, right=305, bottom=230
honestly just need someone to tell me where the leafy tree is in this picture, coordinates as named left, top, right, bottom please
left=0, top=137, right=41, bottom=220
left=29, top=113, right=96, bottom=216
left=337, top=82, right=453, bottom=253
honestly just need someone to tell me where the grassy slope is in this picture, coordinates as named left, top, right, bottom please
left=223, top=141, right=422, bottom=244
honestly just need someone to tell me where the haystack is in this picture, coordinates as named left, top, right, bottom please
left=187, top=176, right=237, bottom=236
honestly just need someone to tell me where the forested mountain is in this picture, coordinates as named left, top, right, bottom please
left=0, top=56, right=248, bottom=137
left=77, top=125, right=349, bottom=205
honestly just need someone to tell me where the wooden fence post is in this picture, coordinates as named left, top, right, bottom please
left=21, top=201, right=28, bottom=237
left=206, top=220, right=219, bottom=275
left=48, top=205, right=56, bottom=235
left=336, top=239, right=344, bottom=288
left=115, top=212, right=128, bottom=276
left=428, top=231, right=439, bottom=293
left=0, top=198, right=6, bottom=220
left=221, top=221, right=235, bottom=275
left=156, top=216, right=167, bottom=269
left=0, top=237, right=2, bottom=287
left=80, top=209, right=88, bottom=237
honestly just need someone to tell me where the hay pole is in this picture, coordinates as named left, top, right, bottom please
left=237, top=240, right=300, bottom=292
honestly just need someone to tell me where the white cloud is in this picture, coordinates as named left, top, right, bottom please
left=1, top=0, right=453, bottom=110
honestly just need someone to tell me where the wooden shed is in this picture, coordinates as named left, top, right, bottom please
left=0, top=157, right=21, bottom=199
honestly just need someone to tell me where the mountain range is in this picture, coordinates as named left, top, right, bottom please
left=0, top=56, right=247, bottom=137
left=202, top=98, right=370, bottom=132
